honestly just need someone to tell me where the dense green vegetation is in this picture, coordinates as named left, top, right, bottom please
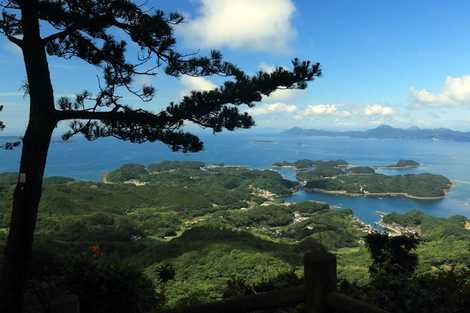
left=147, top=161, right=205, bottom=172
left=297, top=164, right=344, bottom=179
left=0, top=161, right=468, bottom=312
left=0, top=173, right=17, bottom=185
left=305, top=173, right=452, bottom=198
left=106, top=164, right=148, bottom=182
left=0, top=162, right=365, bottom=309
left=340, top=233, right=470, bottom=313
left=2, top=162, right=299, bottom=239
left=347, top=166, right=376, bottom=174
left=0, top=173, right=75, bottom=185
left=107, top=163, right=298, bottom=196
left=273, top=159, right=315, bottom=169
left=382, top=210, right=470, bottom=271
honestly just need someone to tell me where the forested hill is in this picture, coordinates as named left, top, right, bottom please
left=282, top=125, right=470, bottom=142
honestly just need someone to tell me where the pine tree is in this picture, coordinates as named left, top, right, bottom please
left=0, top=1, right=321, bottom=311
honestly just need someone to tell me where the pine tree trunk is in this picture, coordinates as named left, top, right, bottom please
left=0, top=121, right=55, bottom=313
left=0, top=2, right=57, bottom=312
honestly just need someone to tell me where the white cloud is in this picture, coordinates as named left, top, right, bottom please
left=267, top=88, right=305, bottom=102
left=181, top=0, right=296, bottom=51
left=363, top=104, right=395, bottom=116
left=179, top=76, right=217, bottom=97
left=410, top=75, right=470, bottom=107
left=248, top=102, right=298, bottom=115
left=300, top=104, right=337, bottom=116
left=245, top=102, right=400, bottom=130
left=295, top=104, right=352, bottom=119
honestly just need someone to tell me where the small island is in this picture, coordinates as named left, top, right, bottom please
left=386, top=159, right=420, bottom=168
left=273, top=159, right=348, bottom=170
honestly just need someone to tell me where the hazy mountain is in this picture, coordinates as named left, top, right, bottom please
left=282, top=125, right=470, bottom=142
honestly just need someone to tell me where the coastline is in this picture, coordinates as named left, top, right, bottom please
left=101, top=172, right=110, bottom=184
left=272, top=165, right=299, bottom=169
left=306, top=187, right=448, bottom=200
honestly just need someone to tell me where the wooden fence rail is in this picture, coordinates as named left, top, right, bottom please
left=165, top=249, right=390, bottom=313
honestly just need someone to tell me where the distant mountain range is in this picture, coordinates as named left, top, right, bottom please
left=282, top=125, right=470, bottom=142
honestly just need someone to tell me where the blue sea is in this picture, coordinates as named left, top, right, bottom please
left=1, top=133, right=470, bottom=224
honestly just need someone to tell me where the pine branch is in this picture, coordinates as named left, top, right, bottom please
left=41, top=26, right=79, bottom=44
left=5, top=34, right=22, bottom=47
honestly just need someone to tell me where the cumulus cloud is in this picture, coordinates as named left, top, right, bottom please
left=266, top=88, right=306, bottom=102
left=181, top=0, right=296, bottom=51
left=248, top=102, right=298, bottom=115
left=246, top=102, right=398, bottom=129
left=410, top=75, right=470, bottom=107
left=179, top=76, right=217, bottom=97
left=363, top=104, right=395, bottom=116
left=296, top=104, right=352, bottom=118
left=300, top=104, right=338, bottom=116
left=248, top=103, right=347, bottom=118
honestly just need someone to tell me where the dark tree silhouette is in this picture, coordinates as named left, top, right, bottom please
left=364, top=233, right=420, bottom=312
left=0, top=1, right=321, bottom=312
left=365, top=233, right=419, bottom=280
left=0, top=105, right=4, bottom=131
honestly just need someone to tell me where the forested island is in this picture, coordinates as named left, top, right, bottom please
left=0, top=161, right=467, bottom=310
left=273, top=159, right=348, bottom=170
left=385, top=159, right=420, bottom=168
left=276, top=159, right=451, bottom=199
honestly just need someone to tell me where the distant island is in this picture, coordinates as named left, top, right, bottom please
left=273, top=159, right=452, bottom=199
left=282, top=125, right=470, bottom=142
left=385, top=159, right=420, bottom=168
left=251, top=139, right=278, bottom=144
left=273, top=159, right=348, bottom=170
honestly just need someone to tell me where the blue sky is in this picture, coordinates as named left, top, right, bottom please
left=2, top=0, right=470, bottom=134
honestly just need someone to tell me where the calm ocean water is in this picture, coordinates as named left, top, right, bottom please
left=1, top=133, right=470, bottom=224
